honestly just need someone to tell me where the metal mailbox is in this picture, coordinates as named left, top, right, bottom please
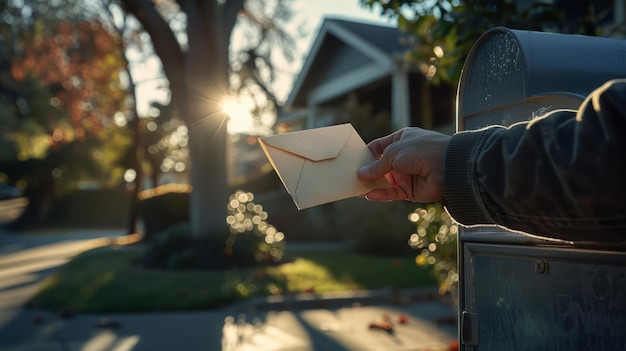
left=456, top=27, right=626, bottom=351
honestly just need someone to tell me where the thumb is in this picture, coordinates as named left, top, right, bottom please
left=358, top=157, right=390, bottom=180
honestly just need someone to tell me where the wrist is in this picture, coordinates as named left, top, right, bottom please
left=442, top=129, right=495, bottom=225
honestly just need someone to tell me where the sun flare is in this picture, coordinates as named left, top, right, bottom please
left=221, top=97, right=253, bottom=134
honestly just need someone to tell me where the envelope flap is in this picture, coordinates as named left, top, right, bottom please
left=260, top=124, right=353, bottom=161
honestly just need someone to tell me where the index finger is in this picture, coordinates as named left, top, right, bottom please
left=366, top=129, right=405, bottom=158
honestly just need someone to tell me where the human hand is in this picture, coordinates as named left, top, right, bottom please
left=357, top=127, right=451, bottom=203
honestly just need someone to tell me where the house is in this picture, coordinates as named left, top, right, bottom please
left=276, top=17, right=457, bottom=139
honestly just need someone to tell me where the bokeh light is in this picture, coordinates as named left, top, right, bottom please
left=409, top=202, right=458, bottom=295
left=225, top=190, right=285, bottom=262
left=123, top=168, right=137, bottom=183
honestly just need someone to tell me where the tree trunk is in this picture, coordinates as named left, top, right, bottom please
left=8, top=172, right=54, bottom=230
left=123, top=42, right=143, bottom=236
left=186, top=113, right=229, bottom=236
left=121, top=0, right=243, bottom=239
left=183, top=0, right=231, bottom=237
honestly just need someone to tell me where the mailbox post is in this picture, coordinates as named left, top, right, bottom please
left=456, top=28, right=626, bottom=351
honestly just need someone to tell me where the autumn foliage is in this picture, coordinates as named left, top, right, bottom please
left=10, top=19, right=126, bottom=146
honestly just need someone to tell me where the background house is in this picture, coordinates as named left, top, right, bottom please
left=276, top=17, right=457, bottom=140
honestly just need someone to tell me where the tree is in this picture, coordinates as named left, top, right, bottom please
left=1, top=0, right=130, bottom=228
left=360, top=0, right=566, bottom=84
left=140, top=102, right=188, bottom=188
left=119, top=0, right=295, bottom=240
left=97, top=0, right=149, bottom=235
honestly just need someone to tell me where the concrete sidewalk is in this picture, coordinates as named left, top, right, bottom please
left=222, top=294, right=459, bottom=351
left=0, top=292, right=458, bottom=351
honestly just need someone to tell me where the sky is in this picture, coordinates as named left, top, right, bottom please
left=276, top=0, right=394, bottom=101
left=292, top=0, right=392, bottom=38
left=132, top=0, right=395, bottom=134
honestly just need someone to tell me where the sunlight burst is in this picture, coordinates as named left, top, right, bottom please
left=221, top=97, right=253, bottom=134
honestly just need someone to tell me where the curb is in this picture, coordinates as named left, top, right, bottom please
left=232, top=286, right=444, bottom=312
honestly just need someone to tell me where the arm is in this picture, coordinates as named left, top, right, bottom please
left=443, top=79, right=626, bottom=242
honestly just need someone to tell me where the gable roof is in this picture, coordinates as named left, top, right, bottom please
left=284, top=17, right=413, bottom=108
left=327, top=18, right=410, bottom=54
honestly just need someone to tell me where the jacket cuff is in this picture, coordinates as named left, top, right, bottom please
left=442, top=130, right=493, bottom=225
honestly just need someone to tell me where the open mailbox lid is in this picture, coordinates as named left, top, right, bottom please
left=458, top=27, right=626, bottom=132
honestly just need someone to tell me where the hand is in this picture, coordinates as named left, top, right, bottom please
left=357, top=127, right=451, bottom=203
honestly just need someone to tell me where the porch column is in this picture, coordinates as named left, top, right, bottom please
left=617, top=0, right=626, bottom=25
left=391, top=64, right=410, bottom=130
left=306, top=102, right=317, bottom=129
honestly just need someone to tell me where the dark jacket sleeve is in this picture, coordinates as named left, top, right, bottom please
left=442, top=79, right=626, bottom=242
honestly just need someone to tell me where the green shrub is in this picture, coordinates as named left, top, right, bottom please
left=141, top=223, right=197, bottom=269
left=45, top=188, right=129, bottom=228
left=225, top=190, right=285, bottom=264
left=333, top=197, right=416, bottom=256
left=409, top=202, right=458, bottom=294
left=138, top=188, right=189, bottom=241
left=141, top=223, right=235, bottom=270
left=140, top=190, right=285, bottom=270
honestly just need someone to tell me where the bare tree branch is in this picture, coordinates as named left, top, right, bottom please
left=121, top=0, right=185, bottom=105
left=222, top=0, right=245, bottom=37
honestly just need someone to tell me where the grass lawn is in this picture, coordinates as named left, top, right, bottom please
left=28, top=245, right=437, bottom=313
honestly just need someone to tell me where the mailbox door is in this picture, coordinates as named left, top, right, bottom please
left=460, top=237, right=626, bottom=350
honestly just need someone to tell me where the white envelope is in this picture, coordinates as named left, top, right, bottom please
left=258, top=123, right=389, bottom=209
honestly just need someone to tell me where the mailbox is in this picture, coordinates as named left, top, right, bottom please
left=456, top=28, right=626, bottom=351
